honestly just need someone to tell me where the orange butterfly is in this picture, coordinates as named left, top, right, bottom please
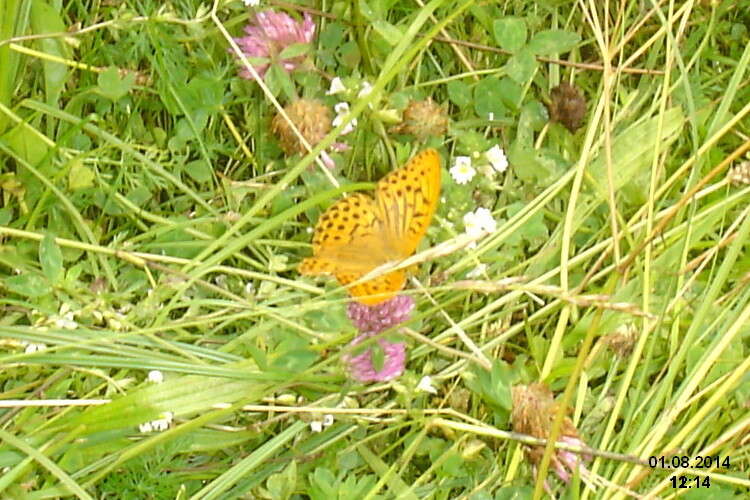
left=299, top=149, right=441, bottom=305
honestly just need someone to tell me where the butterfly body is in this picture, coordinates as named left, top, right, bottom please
left=299, top=149, right=441, bottom=305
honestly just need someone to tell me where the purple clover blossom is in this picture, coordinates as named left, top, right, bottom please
left=343, top=334, right=406, bottom=383
left=551, top=435, right=592, bottom=484
left=347, top=296, right=415, bottom=334
left=234, top=10, right=315, bottom=80
left=343, top=296, right=415, bottom=383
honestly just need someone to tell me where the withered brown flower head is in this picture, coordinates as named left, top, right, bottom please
left=512, top=383, right=591, bottom=486
left=391, top=98, right=449, bottom=139
left=271, top=98, right=332, bottom=156
left=547, top=83, right=587, bottom=133
left=603, top=323, right=638, bottom=358
left=512, top=383, right=579, bottom=442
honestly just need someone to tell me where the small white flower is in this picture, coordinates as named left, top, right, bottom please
left=450, top=156, right=475, bottom=185
left=466, top=263, right=488, bottom=278
left=147, top=370, right=164, bottom=384
left=55, top=317, right=78, bottom=329
left=334, top=102, right=349, bottom=115
left=243, top=0, right=260, bottom=6
left=463, top=207, right=497, bottom=239
left=326, top=77, right=346, bottom=95
left=488, top=112, right=495, bottom=121
left=332, top=102, right=357, bottom=135
left=417, top=376, right=438, bottom=394
left=323, top=414, right=334, bottom=427
left=140, top=412, right=173, bottom=433
left=485, top=145, right=508, bottom=173
left=52, top=309, right=78, bottom=330
left=310, top=420, right=323, bottom=433
left=24, top=342, right=47, bottom=354
left=152, top=412, right=173, bottom=431
left=358, top=81, right=373, bottom=98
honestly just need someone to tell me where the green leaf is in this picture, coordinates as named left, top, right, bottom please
left=0, top=1, right=31, bottom=134
left=372, top=20, right=403, bottom=46
left=265, top=63, right=296, bottom=102
left=68, top=159, right=95, bottom=190
left=319, top=23, right=345, bottom=50
left=39, top=233, right=63, bottom=284
left=447, top=80, right=472, bottom=109
left=4, top=274, right=49, bottom=297
left=265, top=460, right=297, bottom=500
left=56, top=375, right=268, bottom=434
left=497, top=77, right=523, bottom=111
left=278, top=42, right=311, bottom=60
left=495, top=485, right=534, bottom=500
left=370, top=343, right=385, bottom=372
left=505, top=47, right=537, bottom=84
left=464, top=360, right=513, bottom=422
left=271, top=349, right=318, bottom=372
left=182, top=74, right=224, bottom=113
left=473, top=77, right=508, bottom=119
left=586, top=107, right=684, bottom=206
left=185, top=159, right=213, bottom=184
left=0, top=207, right=11, bottom=225
left=96, top=67, right=135, bottom=102
left=527, top=29, right=581, bottom=56
left=30, top=1, right=69, bottom=107
left=339, top=41, right=361, bottom=69
left=2, top=122, right=50, bottom=167
left=493, top=18, right=527, bottom=53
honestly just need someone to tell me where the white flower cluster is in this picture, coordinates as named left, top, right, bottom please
left=449, top=145, right=508, bottom=184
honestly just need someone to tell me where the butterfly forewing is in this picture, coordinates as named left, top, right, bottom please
left=299, top=193, right=385, bottom=275
left=376, top=149, right=441, bottom=257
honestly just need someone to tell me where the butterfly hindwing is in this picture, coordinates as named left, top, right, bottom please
left=337, top=270, right=406, bottom=305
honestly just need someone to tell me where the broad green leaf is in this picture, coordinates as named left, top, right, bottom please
left=185, top=159, right=213, bottom=184
left=96, top=67, right=135, bottom=102
left=265, top=460, right=297, bottom=500
left=265, top=63, right=296, bottom=102
left=2, top=122, right=49, bottom=166
left=339, top=41, right=361, bottom=69
left=497, top=77, right=523, bottom=111
left=586, top=107, right=684, bottom=206
left=319, top=22, right=345, bottom=49
left=0, top=1, right=31, bottom=134
left=473, top=77, right=508, bottom=118
left=182, top=74, right=224, bottom=113
left=4, top=274, right=49, bottom=297
left=0, top=207, right=11, bottom=225
left=505, top=48, right=537, bottom=84
left=493, top=18, right=527, bottom=53
left=39, top=233, right=63, bottom=284
left=464, top=360, right=513, bottom=422
left=527, top=29, right=581, bottom=56
left=278, top=42, right=311, bottom=60
left=68, top=159, right=95, bottom=190
left=447, top=80, right=472, bottom=109
left=30, top=1, right=69, bottom=108
left=52, top=374, right=270, bottom=434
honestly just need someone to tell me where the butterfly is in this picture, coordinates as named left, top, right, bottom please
left=299, top=149, right=441, bottom=305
